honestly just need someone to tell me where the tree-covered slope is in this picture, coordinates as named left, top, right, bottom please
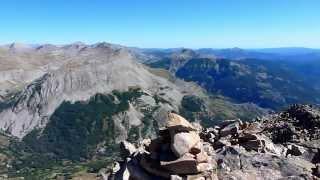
left=142, top=48, right=320, bottom=110
left=175, top=58, right=320, bottom=109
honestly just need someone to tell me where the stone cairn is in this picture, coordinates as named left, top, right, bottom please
left=109, top=113, right=217, bottom=180
left=141, top=113, right=216, bottom=178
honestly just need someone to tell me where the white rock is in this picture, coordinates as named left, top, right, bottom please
left=171, top=131, right=201, bottom=157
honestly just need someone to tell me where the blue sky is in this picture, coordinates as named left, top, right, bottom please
left=0, top=0, right=319, bottom=48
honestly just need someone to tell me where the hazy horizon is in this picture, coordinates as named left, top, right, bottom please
left=1, top=41, right=320, bottom=51
left=1, top=0, right=319, bottom=48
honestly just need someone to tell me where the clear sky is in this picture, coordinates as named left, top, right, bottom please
left=0, top=0, right=319, bottom=48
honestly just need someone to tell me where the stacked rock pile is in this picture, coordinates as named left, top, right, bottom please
left=140, top=113, right=216, bottom=178
left=108, top=113, right=217, bottom=180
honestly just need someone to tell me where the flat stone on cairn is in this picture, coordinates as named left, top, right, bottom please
left=139, top=113, right=215, bottom=178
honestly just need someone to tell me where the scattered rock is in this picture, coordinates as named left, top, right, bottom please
left=287, top=104, right=320, bottom=129
left=287, top=144, right=306, bottom=156
left=202, top=142, right=215, bottom=156
left=312, top=164, right=320, bottom=177
left=238, top=133, right=259, bottom=142
left=241, top=139, right=263, bottom=152
left=110, top=107, right=320, bottom=180
left=220, top=121, right=240, bottom=137
left=270, top=123, right=295, bottom=143
left=219, top=120, right=241, bottom=128
left=242, top=122, right=263, bottom=134
left=213, top=137, right=232, bottom=149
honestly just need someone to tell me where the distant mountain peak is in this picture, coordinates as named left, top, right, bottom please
left=8, top=42, right=33, bottom=52
left=230, top=47, right=244, bottom=51
left=172, top=48, right=198, bottom=60
left=71, top=41, right=86, bottom=45
left=36, top=44, right=58, bottom=51
left=63, top=41, right=87, bottom=50
left=221, top=47, right=245, bottom=53
left=92, top=42, right=124, bottom=49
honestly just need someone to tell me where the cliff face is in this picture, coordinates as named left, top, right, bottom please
left=109, top=105, right=320, bottom=180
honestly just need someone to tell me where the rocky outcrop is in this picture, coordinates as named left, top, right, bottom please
left=107, top=105, right=320, bottom=179
left=262, top=104, right=320, bottom=143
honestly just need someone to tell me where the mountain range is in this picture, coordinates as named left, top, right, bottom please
left=0, top=42, right=319, bottom=179
left=142, top=48, right=320, bottom=109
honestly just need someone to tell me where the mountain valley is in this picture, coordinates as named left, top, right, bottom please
left=0, top=43, right=318, bottom=179
left=0, top=43, right=271, bottom=179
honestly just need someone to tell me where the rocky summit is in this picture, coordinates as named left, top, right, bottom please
left=106, top=105, right=320, bottom=180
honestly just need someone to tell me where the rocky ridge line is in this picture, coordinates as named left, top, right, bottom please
left=106, top=105, right=320, bottom=180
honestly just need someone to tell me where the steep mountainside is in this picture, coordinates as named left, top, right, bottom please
left=0, top=43, right=267, bottom=179
left=143, top=49, right=320, bottom=110
left=176, top=58, right=320, bottom=109
left=0, top=43, right=188, bottom=138
left=0, top=43, right=267, bottom=138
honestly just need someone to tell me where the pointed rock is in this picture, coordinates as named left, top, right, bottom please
left=166, top=113, right=196, bottom=132
left=287, top=144, right=306, bottom=156
left=312, top=164, right=320, bottom=178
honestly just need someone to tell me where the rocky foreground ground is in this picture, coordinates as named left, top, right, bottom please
left=105, top=104, right=320, bottom=180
